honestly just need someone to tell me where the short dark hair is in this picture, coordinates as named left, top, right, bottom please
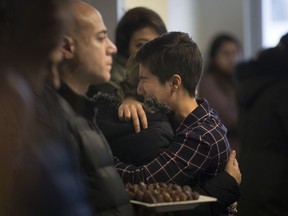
left=136, top=31, right=203, bottom=97
left=115, top=7, right=167, bottom=59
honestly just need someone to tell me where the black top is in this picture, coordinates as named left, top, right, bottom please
left=94, top=93, right=174, bottom=166
left=56, top=83, right=135, bottom=216
left=236, top=47, right=288, bottom=216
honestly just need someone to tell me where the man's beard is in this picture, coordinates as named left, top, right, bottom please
left=143, top=97, right=172, bottom=114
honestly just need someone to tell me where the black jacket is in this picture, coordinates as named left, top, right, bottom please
left=2, top=84, right=92, bottom=216
left=56, top=83, right=134, bottom=216
left=94, top=93, right=174, bottom=166
left=175, top=172, right=240, bottom=216
left=236, top=47, right=288, bottom=216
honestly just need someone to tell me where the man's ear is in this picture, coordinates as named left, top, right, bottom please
left=170, top=74, right=182, bottom=88
left=61, top=36, right=75, bottom=59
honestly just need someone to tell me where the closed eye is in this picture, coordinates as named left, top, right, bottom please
left=96, top=30, right=107, bottom=41
left=139, top=76, right=149, bottom=81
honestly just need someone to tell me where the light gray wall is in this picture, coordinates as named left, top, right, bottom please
left=169, top=0, right=245, bottom=59
left=83, top=0, right=120, bottom=42
left=243, top=0, right=262, bottom=58
left=85, top=0, right=262, bottom=59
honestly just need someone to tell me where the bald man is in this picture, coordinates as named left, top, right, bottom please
left=58, top=1, right=116, bottom=94
left=49, top=1, right=134, bottom=215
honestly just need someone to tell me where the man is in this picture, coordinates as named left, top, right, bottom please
left=54, top=1, right=134, bottom=215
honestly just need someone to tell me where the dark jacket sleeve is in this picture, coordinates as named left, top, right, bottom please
left=57, top=92, right=134, bottom=216
left=173, top=172, right=240, bottom=216
left=195, top=171, right=240, bottom=214
left=174, top=172, right=240, bottom=216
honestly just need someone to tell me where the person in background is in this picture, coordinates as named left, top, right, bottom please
left=277, top=32, right=288, bottom=49
left=236, top=33, right=288, bottom=216
left=0, top=0, right=91, bottom=215
left=87, top=6, right=167, bottom=96
left=198, top=33, right=241, bottom=153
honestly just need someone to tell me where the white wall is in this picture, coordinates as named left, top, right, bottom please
left=89, top=0, right=262, bottom=59
left=168, top=0, right=198, bottom=40
left=84, top=0, right=119, bottom=41
left=124, top=0, right=168, bottom=26
left=189, top=0, right=244, bottom=59
left=124, top=0, right=246, bottom=59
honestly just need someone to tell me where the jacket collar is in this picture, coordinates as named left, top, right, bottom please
left=57, top=81, right=96, bottom=119
left=176, top=98, right=217, bottom=133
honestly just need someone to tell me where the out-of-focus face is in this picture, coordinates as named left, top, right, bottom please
left=74, top=9, right=117, bottom=85
left=128, top=27, right=159, bottom=57
left=137, top=64, right=172, bottom=106
left=213, top=41, right=240, bottom=74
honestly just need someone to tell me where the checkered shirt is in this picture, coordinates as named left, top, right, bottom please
left=114, top=98, right=231, bottom=185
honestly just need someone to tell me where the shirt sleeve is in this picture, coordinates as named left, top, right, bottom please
left=114, top=126, right=225, bottom=185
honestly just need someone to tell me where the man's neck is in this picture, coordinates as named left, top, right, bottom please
left=61, top=72, right=88, bottom=96
left=173, top=94, right=198, bottom=126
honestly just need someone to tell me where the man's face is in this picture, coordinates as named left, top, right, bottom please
left=75, top=9, right=117, bottom=85
left=137, top=64, right=172, bottom=106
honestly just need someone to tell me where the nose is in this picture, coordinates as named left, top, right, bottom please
left=107, top=38, right=117, bottom=55
left=137, top=81, right=145, bottom=96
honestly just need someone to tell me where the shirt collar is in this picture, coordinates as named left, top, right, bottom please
left=57, top=81, right=96, bottom=119
left=176, top=98, right=214, bottom=133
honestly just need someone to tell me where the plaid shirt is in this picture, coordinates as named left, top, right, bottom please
left=114, top=98, right=231, bottom=185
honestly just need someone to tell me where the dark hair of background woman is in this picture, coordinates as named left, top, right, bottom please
left=115, top=7, right=167, bottom=59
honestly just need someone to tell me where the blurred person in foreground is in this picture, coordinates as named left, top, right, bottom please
left=198, top=33, right=242, bottom=153
left=236, top=33, right=288, bottom=216
left=87, top=6, right=167, bottom=96
left=0, top=0, right=91, bottom=215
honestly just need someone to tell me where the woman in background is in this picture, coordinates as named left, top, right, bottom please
left=198, top=33, right=242, bottom=153
left=87, top=7, right=167, bottom=96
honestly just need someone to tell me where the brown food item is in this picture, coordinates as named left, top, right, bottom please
left=176, top=190, right=188, bottom=201
left=143, top=190, right=157, bottom=203
left=183, top=185, right=192, bottom=193
left=135, top=190, right=144, bottom=201
left=127, top=191, right=136, bottom=200
left=191, top=191, right=200, bottom=200
left=126, top=182, right=200, bottom=203
left=154, top=193, right=164, bottom=203
left=170, top=192, right=180, bottom=202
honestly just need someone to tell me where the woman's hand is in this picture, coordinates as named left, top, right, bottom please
left=225, top=150, right=242, bottom=185
left=118, top=98, right=148, bottom=133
